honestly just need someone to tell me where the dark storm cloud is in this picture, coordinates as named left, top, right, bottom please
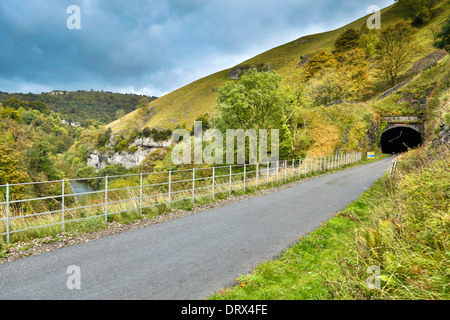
left=0, top=0, right=394, bottom=96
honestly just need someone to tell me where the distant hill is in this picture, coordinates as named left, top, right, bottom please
left=0, top=90, right=157, bottom=125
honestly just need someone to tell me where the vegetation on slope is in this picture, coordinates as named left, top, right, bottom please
left=108, top=2, right=445, bottom=129
left=209, top=141, right=449, bottom=300
left=107, top=1, right=449, bottom=162
left=0, top=90, right=156, bottom=126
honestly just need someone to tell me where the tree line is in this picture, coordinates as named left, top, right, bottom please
left=0, top=91, right=157, bottom=126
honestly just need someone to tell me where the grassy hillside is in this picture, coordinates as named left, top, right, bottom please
left=298, top=52, right=450, bottom=157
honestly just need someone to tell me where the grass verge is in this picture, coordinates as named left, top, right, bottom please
left=209, top=144, right=449, bottom=300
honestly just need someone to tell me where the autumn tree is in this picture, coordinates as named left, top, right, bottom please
left=5, top=97, right=27, bottom=110
left=28, top=100, right=50, bottom=114
left=0, top=107, right=23, bottom=123
left=306, top=48, right=373, bottom=106
left=338, top=48, right=374, bottom=97
left=304, top=51, right=337, bottom=79
left=334, top=28, right=360, bottom=54
left=374, top=20, right=421, bottom=85
left=358, top=24, right=379, bottom=56
left=395, top=0, right=439, bottom=25
left=0, top=144, right=29, bottom=199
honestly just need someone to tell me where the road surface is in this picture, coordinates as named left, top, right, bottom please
left=0, top=157, right=392, bottom=300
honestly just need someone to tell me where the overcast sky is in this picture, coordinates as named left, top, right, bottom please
left=0, top=0, right=395, bottom=97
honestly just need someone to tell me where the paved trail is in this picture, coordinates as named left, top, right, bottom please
left=0, top=157, right=392, bottom=300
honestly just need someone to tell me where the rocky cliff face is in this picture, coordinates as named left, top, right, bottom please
left=87, top=137, right=172, bottom=170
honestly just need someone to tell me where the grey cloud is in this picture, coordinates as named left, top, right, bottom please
left=0, top=0, right=395, bottom=95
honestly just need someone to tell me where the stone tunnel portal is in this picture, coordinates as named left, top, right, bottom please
left=380, top=124, right=422, bottom=154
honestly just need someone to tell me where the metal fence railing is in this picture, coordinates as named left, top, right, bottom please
left=0, top=152, right=362, bottom=243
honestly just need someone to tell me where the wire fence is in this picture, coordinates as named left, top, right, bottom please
left=0, top=152, right=362, bottom=243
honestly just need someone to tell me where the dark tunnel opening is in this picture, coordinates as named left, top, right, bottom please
left=380, top=126, right=422, bottom=154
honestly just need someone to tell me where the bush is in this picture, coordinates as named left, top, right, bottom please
left=115, top=137, right=129, bottom=153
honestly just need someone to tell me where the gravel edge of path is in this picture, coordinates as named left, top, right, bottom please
left=1, top=173, right=329, bottom=264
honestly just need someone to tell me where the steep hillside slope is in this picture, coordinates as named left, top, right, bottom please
left=107, top=3, right=402, bottom=132
left=107, top=1, right=449, bottom=160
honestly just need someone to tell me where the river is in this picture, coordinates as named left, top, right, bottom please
left=69, top=180, right=95, bottom=198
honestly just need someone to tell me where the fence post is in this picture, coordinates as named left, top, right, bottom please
left=6, top=183, right=10, bottom=244
left=305, top=158, right=308, bottom=176
left=276, top=161, right=279, bottom=183
left=192, top=168, right=195, bottom=204
left=139, top=173, right=143, bottom=216
left=284, top=160, right=287, bottom=182
left=243, top=164, right=246, bottom=192
left=168, top=171, right=172, bottom=207
left=310, top=158, right=313, bottom=175
left=315, top=157, right=318, bottom=173
left=291, top=159, right=294, bottom=179
left=229, top=165, right=232, bottom=196
left=298, top=159, right=301, bottom=178
left=266, top=162, right=269, bottom=185
left=62, top=179, right=65, bottom=232
left=104, top=176, right=108, bottom=223
left=212, top=167, right=215, bottom=199
left=256, top=163, right=259, bottom=188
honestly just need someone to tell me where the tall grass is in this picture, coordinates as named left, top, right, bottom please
left=210, top=144, right=449, bottom=300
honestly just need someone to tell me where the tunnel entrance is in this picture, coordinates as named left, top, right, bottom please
left=380, top=126, right=422, bottom=154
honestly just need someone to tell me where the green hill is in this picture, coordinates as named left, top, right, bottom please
left=0, top=90, right=157, bottom=126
